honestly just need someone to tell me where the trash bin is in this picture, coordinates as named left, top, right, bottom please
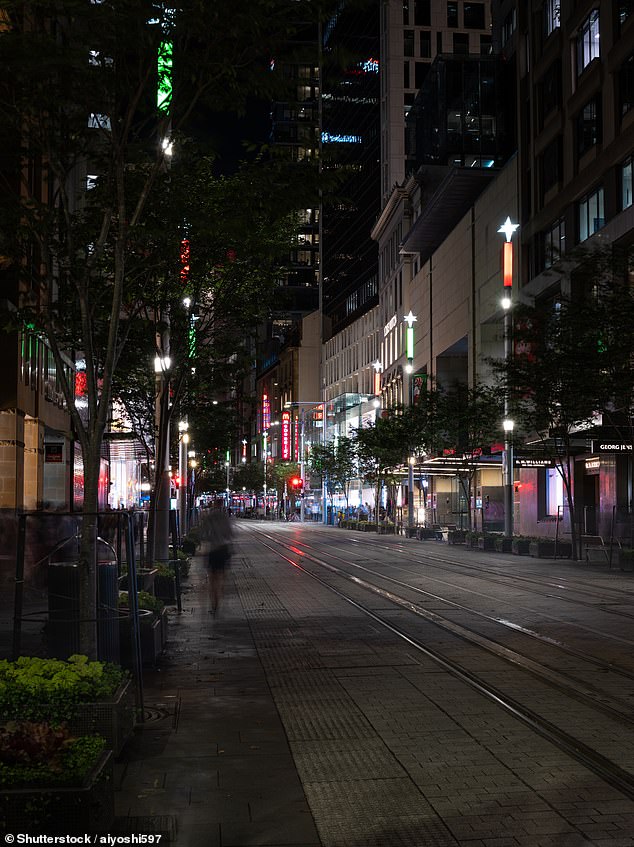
left=47, top=536, right=119, bottom=662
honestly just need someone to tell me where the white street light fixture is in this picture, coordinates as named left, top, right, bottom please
left=499, top=216, right=519, bottom=538
left=154, top=355, right=171, bottom=373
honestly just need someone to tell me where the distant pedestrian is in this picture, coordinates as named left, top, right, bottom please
left=203, top=509, right=233, bottom=614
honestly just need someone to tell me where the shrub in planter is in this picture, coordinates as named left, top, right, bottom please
left=154, top=564, right=177, bottom=604
left=511, top=537, right=532, bottom=555
left=477, top=534, right=497, bottom=551
left=493, top=536, right=513, bottom=553
left=464, top=531, right=481, bottom=548
left=618, top=547, right=634, bottom=569
left=0, top=722, right=113, bottom=834
left=169, top=546, right=191, bottom=578
left=119, top=593, right=166, bottom=668
left=529, top=539, right=572, bottom=559
left=0, top=656, right=133, bottom=757
left=118, top=567, right=158, bottom=594
left=447, top=529, right=466, bottom=544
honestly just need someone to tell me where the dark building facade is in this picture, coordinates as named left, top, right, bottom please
left=321, top=0, right=381, bottom=339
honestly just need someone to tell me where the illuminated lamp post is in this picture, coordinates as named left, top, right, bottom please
left=498, top=216, right=519, bottom=538
left=403, top=311, right=417, bottom=533
left=178, top=420, right=189, bottom=537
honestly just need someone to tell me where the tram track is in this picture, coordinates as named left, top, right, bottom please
left=345, top=533, right=634, bottom=608
left=239, top=522, right=634, bottom=801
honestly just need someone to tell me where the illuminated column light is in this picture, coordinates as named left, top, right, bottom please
left=157, top=41, right=173, bottom=113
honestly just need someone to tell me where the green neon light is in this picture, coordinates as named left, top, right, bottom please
left=157, top=41, right=173, bottom=113
left=406, top=326, right=414, bottom=360
left=188, top=322, right=195, bottom=359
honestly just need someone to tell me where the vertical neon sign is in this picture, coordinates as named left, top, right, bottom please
left=294, top=418, right=299, bottom=462
left=281, top=411, right=291, bottom=460
left=262, top=394, right=271, bottom=430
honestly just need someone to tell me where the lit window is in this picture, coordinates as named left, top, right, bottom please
left=447, top=2, right=458, bottom=28
left=578, top=186, right=605, bottom=242
left=622, top=157, right=633, bottom=209
left=544, top=218, right=565, bottom=269
left=544, top=1, right=560, bottom=37
left=546, top=468, right=564, bottom=517
left=576, top=10, right=600, bottom=77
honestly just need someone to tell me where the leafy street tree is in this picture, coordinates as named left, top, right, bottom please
left=355, top=412, right=408, bottom=523
left=0, top=0, right=320, bottom=656
left=493, top=266, right=615, bottom=559
left=269, top=462, right=301, bottom=512
left=308, top=436, right=358, bottom=514
left=232, top=463, right=265, bottom=496
left=434, top=384, right=504, bottom=530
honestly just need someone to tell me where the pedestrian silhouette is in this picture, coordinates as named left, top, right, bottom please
left=203, top=509, right=233, bottom=614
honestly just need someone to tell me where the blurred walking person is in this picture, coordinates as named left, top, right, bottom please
left=203, top=508, right=233, bottom=614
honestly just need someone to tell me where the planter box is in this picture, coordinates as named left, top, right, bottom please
left=119, top=567, right=158, bottom=594
left=512, top=539, right=532, bottom=555
left=119, top=611, right=164, bottom=668
left=155, top=573, right=177, bottom=604
left=405, top=527, right=418, bottom=538
left=447, top=530, right=466, bottom=544
left=529, top=540, right=572, bottom=559
left=0, top=751, right=114, bottom=835
left=67, top=679, right=135, bottom=758
left=617, top=549, right=634, bottom=570
left=377, top=525, right=396, bottom=535
left=417, top=528, right=437, bottom=540
left=477, top=537, right=496, bottom=551
left=494, top=538, right=514, bottom=553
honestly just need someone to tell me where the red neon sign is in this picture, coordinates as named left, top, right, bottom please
left=294, top=417, right=299, bottom=461
left=281, top=411, right=291, bottom=460
left=180, top=238, right=190, bottom=284
left=262, top=393, right=271, bottom=430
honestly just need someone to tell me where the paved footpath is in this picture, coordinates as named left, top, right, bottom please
left=114, top=524, right=634, bottom=847
left=114, top=536, right=321, bottom=847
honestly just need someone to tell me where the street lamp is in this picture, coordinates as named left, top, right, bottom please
left=177, top=420, right=188, bottom=536
left=498, top=216, right=519, bottom=537
left=403, top=312, right=417, bottom=532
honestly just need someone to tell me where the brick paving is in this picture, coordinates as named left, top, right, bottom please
left=114, top=523, right=634, bottom=847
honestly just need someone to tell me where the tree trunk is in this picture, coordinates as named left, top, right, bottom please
left=562, top=454, right=578, bottom=560
left=78, top=446, right=100, bottom=659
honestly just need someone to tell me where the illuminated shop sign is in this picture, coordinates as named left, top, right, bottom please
left=262, top=394, right=271, bottom=430
left=383, top=314, right=397, bottom=336
left=321, top=132, right=362, bottom=144
left=593, top=442, right=633, bottom=453
left=281, top=411, right=291, bottom=460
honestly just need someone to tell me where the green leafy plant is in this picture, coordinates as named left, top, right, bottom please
left=0, top=722, right=106, bottom=788
left=119, top=591, right=164, bottom=619
left=0, top=656, right=127, bottom=725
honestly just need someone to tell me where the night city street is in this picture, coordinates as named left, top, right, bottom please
left=114, top=522, right=634, bottom=846
left=2, top=1, right=634, bottom=844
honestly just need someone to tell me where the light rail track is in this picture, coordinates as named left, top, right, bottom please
left=239, top=522, right=634, bottom=802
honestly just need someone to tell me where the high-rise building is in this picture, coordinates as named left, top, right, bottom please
left=321, top=0, right=380, bottom=339
left=381, top=0, right=492, bottom=205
